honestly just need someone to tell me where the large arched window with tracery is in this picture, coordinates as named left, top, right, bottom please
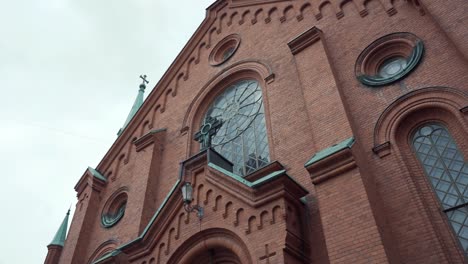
left=203, top=79, right=270, bottom=176
left=412, top=123, right=468, bottom=254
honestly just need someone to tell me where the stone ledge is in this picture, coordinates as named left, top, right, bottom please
left=305, top=137, right=357, bottom=185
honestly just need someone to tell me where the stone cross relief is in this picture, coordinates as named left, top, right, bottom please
left=194, top=116, right=224, bottom=150
left=259, top=244, right=276, bottom=263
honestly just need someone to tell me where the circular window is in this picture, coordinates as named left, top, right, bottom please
left=209, top=34, right=241, bottom=66
left=355, top=32, right=424, bottom=87
left=101, top=188, right=128, bottom=228
left=378, top=57, right=407, bottom=78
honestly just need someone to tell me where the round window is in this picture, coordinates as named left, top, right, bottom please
left=209, top=34, right=241, bottom=66
left=378, top=57, right=408, bottom=78
left=101, top=189, right=128, bottom=228
left=355, top=32, right=424, bottom=87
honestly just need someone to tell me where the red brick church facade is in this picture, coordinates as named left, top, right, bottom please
left=45, top=0, right=468, bottom=263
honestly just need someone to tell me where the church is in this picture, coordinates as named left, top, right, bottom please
left=44, top=0, right=468, bottom=263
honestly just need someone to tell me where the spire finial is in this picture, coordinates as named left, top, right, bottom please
left=139, top=74, right=149, bottom=90
left=117, top=75, right=148, bottom=136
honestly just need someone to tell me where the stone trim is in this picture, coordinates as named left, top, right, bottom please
left=75, top=167, right=107, bottom=197
left=372, top=141, right=391, bottom=158
left=304, top=137, right=354, bottom=167
left=306, top=147, right=357, bottom=185
left=373, top=86, right=468, bottom=152
left=134, top=128, right=166, bottom=152
left=288, top=27, right=322, bottom=55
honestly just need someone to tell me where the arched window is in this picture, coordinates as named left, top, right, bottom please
left=203, top=79, right=270, bottom=176
left=412, top=123, right=468, bottom=254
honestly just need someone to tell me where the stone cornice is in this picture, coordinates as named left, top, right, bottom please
left=288, top=27, right=322, bottom=55
left=228, top=0, right=291, bottom=8
left=244, top=160, right=283, bottom=182
left=206, top=162, right=308, bottom=208
left=305, top=142, right=357, bottom=185
left=74, top=168, right=107, bottom=197
left=134, top=128, right=166, bottom=152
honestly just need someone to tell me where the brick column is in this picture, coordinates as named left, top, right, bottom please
left=44, top=245, right=63, bottom=264
left=59, top=170, right=106, bottom=264
left=306, top=139, right=390, bottom=264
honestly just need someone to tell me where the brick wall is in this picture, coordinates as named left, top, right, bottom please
left=54, top=0, right=468, bottom=263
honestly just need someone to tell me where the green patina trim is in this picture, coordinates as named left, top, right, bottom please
left=140, top=179, right=180, bottom=236
left=117, top=84, right=146, bottom=136
left=300, top=196, right=307, bottom=205
left=208, top=162, right=253, bottom=187
left=101, top=204, right=125, bottom=228
left=48, top=209, right=70, bottom=247
left=305, top=137, right=355, bottom=167
left=93, top=249, right=122, bottom=264
left=121, top=180, right=180, bottom=249
left=251, top=169, right=286, bottom=187
left=358, top=40, right=424, bottom=87
left=208, top=162, right=307, bottom=193
left=88, top=167, right=107, bottom=182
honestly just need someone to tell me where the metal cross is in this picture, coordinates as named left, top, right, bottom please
left=259, top=244, right=276, bottom=264
left=139, top=74, right=149, bottom=86
left=194, top=116, right=224, bottom=150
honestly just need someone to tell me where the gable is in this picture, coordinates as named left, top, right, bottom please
left=93, top=0, right=392, bottom=175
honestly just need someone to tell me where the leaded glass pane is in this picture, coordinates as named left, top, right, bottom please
left=203, top=80, right=270, bottom=176
left=412, top=123, right=468, bottom=255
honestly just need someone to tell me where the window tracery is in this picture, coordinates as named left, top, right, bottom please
left=412, top=123, right=468, bottom=254
left=203, top=79, right=270, bottom=176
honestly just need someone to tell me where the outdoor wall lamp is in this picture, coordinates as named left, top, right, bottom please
left=181, top=182, right=204, bottom=220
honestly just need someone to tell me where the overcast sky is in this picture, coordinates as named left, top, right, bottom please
left=0, top=0, right=214, bottom=262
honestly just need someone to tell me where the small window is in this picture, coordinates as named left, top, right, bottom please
left=101, top=190, right=128, bottom=228
left=209, top=34, right=241, bottom=66
left=222, top=47, right=236, bottom=61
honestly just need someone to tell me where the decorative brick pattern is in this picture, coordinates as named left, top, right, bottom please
left=46, top=0, right=468, bottom=263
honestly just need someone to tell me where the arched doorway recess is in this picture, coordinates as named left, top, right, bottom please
left=167, top=228, right=252, bottom=264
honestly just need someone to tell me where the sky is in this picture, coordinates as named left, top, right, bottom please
left=0, top=0, right=214, bottom=262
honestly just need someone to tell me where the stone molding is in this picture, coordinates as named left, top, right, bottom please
left=288, top=27, right=322, bottom=55
left=228, top=0, right=292, bottom=8
left=306, top=146, right=357, bottom=185
left=87, top=240, right=118, bottom=264
left=373, top=87, right=468, bottom=157
left=134, top=129, right=166, bottom=152
left=75, top=168, right=107, bottom=197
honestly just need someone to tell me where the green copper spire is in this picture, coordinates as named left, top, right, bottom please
left=117, top=75, right=149, bottom=136
left=48, top=209, right=70, bottom=247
